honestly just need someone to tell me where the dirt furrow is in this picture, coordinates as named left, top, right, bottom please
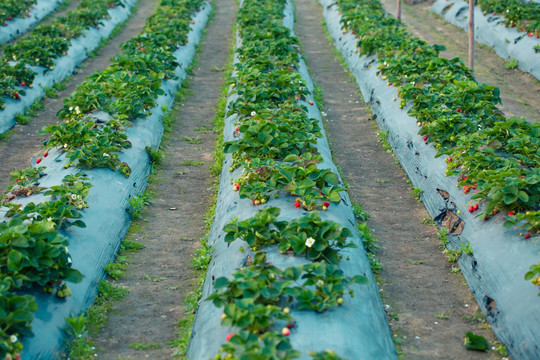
left=379, top=0, right=540, bottom=123
left=293, top=0, right=501, bottom=358
left=89, top=0, right=236, bottom=358
left=0, top=0, right=157, bottom=192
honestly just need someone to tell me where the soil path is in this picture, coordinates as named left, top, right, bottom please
left=294, top=0, right=500, bottom=358
left=90, top=0, right=236, bottom=358
left=379, top=0, right=540, bottom=123
left=0, top=0, right=157, bottom=192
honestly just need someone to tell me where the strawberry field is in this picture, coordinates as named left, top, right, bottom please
left=0, top=0, right=538, bottom=359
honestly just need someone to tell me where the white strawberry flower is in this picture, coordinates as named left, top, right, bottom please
left=305, top=237, right=315, bottom=248
left=251, top=111, right=256, bottom=116
left=316, top=280, right=324, bottom=287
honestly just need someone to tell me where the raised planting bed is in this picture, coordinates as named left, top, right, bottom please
left=319, top=0, right=540, bottom=358
left=431, top=0, right=540, bottom=80
left=0, top=0, right=64, bottom=44
left=0, top=0, right=136, bottom=135
left=186, top=0, right=396, bottom=359
left=0, top=0, right=211, bottom=358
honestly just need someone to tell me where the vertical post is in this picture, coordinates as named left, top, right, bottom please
left=468, top=0, right=474, bottom=71
left=397, top=0, right=402, bottom=22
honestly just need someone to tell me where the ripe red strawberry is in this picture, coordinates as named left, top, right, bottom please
left=473, top=204, right=478, bottom=210
left=282, top=327, right=291, bottom=336
left=448, top=157, right=452, bottom=162
left=235, top=126, right=240, bottom=131
left=36, top=157, right=42, bottom=164
left=456, top=108, right=462, bottom=113
left=323, top=201, right=330, bottom=208
left=286, top=322, right=296, bottom=329
left=492, top=209, right=498, bottom=214
left=226, top=333, right=234, bottom=341
left=508, top=211, right=515, bottom=216
left=463, top=185, right=469, bottom=194
left=196, top=8, right=201, bottom=12
left=388, top=82, right=393, bottom=86
left=423, top=135, right=428, bottom=141
left=296, top=96, right=300, bottom=101
left=43, top=151, right=48, bottom=157
left=294, top=201, right=301, bottom=208
left=528, top=32, right=534, bottom=37
left=97, top=26, right=100, bottom=30
left=21, top=82, right=26, bottom=87
left=14, top=93, right=20, bottom=100
left=525, top=233, right=531, bottom=239
left=468, top=206, right=474, bottom=213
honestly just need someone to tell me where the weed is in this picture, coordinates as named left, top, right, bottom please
left=182, top=160, right=205, bottom=166
left=490, top=341, right=508, bottom=356
left=434, top=312, right=449, bottom=319
left=145, top=146, right=163, bottom=168
left=129, top=342, right=163, bottom=350
left=64, top=314, right=95, bottom=359
left=144, top=274, right=166, bottom=282
left=437, top=227, right=449, bottom=249
left=463, top=309, right=486, bottom=324
left=407, top=259, right=426, bottom=265
left=104, top=259, right=127, bottom=281
left=53, top=81, right=66, bottom=91
left=505, top=58, right=519, bottom=69
left=193, top=125, right=211, bottom=133
left=15, top=113, right=32, bottom=125
left=352, top=203, right=370, bottom=221
left=460, top=242, right=473, bottom=256
left=412, top=186, right=423, bottom=202
left=43, top=86, right=58, bottom=98
left=443, top=248, right=461, bottom=263
left=377, top=130, right=392, bottom=151
left=421, top=216, right=434, bottom=225
left=182, top=136, right=203, bottom=144
left=127, top=192, right=151, bottom=220
left=376, top=179, right=389, bottom=184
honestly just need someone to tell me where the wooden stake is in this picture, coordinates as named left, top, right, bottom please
left=397, top=0, right=402, bottom=22
left=468, top=0, right=474, bottom=71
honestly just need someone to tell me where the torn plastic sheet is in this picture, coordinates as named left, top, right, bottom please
left=0, top=0, right=64, bottom=44
left=0, top=3, right=212, bottom=359
left=186, top=1, right=396, bottom=359
left=431, top=0, right=540, bottom=81
left=319, top=0, right=540, bottom=358
left=0, top=0, right=137, bottom=135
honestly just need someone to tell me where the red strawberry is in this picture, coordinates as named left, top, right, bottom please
left=525, top=233, right=531, bottom=239
left=468, top=206, right=474, bottom=213
left=456, top=108, right=462, bottom=113
left=97, top=26, right=100, bottom=30
left=282, top=327, right=291, bottom=336
left=323, top=201, right=330, bottom=208
left=308, top=100, right=314, bottom=105
left=423, top=135, right=428, bottom=141
left=473, top=204, right=478, bottom=210
left=197, top=8, right=201, bottom=12
left=226, top=333, right=234, bottom=341
left=388, top=82, right=393, bottom=86
left=36, top=157, right=42, bottom=164
left=43, top=151, right=48, bottom=157
left=492, top=209, right=498, bottom=214
left=448, top=157, right=452, bottom=162
left=286, top=322, right=296, bottom=329
left=537, top=34, right=540, bottom=39
left=528, top=32, right=534, bottom=37
left=463, top=185, right=469, bottom=194
left=294, top=201, right=301, bottom=208
left=508, top=211, right=515, bottom=216
left=296, top=96, right=300, bottom=101
left=14, top=93, right=20, bottom=100
left=21, top=82, right=26, bottom=87
left=235, top=126, right=240, bottom=131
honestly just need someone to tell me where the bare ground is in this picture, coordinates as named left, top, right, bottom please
left=379, top=0, right=540, bottom=123
left=89, top=0, right=236, bottom=358
left=294, top=0, right=502, bottom=358
left=0, top=0, right=158, bottom=191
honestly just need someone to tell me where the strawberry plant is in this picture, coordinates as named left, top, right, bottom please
left=0, top=0, right=36, bottom=25
left=477, top=0, right=540, bottom=36
left=215, top=330, right=300, bottom=360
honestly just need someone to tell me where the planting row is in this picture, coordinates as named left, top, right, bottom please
left=0, top=0, right=211, bottom=358
left=187, top=0, right=395, bottom=358
left=0, top=1, right=37, bottom=26
left=431, top=0, right=540, bottom=80
left=0, top=0, right=133, bottom=134
left=0, top=0, right=64, bottom=45
left=320, top=0, right=539, bottom=358
left=477, top=0, right=540, bottom=35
